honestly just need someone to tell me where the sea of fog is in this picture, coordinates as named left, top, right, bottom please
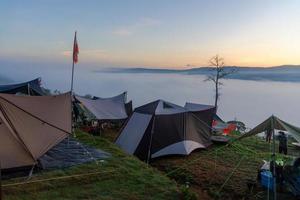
left=1, top=67, right=300, bottom=128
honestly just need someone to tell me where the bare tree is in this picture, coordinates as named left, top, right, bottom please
left=205, top=55, right=237, bottom=113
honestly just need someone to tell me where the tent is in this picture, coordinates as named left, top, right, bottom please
left=75, top=92, right=130, bottom=120
left=0, top=92, right=71, bottom=169
left=115, top=100, right=213, bottom=162
left=238, top=115, right=300, bottom=142
left=0, top=78, right=45, bottom=96
left=212, top=114, right=228, bottom=130
left=184, top=102, right=216, bottom=129
left=211, top=114, right=238, bottom=135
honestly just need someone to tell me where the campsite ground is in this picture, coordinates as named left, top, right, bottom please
left=2, top=130, right=179, bottom=200
left=2, top=129, right=300, bottom=200
left=102, top=128, right=300, bottom=199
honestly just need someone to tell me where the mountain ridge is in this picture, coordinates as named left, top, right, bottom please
left=94, top=65, right=300, bottom=82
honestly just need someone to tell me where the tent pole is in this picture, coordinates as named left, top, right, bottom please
left=27, top=83, right=30, bottom=96
left=26, top=165, right=35, bottom=180
left=183, top=113, right=186, bottom=141
left=0, top=162, right=2, bottom=200
left=147, top=116, right=155, bottom=165
left=271, top=115, right=277, bottom=200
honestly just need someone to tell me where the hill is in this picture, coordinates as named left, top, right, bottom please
left=97, top=65, right=300, bottom=82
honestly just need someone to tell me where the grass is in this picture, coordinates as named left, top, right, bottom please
left=2, top=130, right=180, bottom=200
left=3, top=128, right=300, bottom=199
left=153, top=133, right=300, bottom=199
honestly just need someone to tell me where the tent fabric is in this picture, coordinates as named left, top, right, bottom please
left=184, top=102, right=215, bottom=144
left=125, top=100, right=133, bottom=116
left=135, top=100, right=186, bottom=115
left=0, top=78, right=45, bottom=96
left=93, top=92, right=126, bottom=102
left=115, top=112, right=152, bottom=154
left=0, top=93, right=71, bottom=169
left=185, top=102, right=215, bottom=133
left=116, top=99, right=214, bottom=161
left=184, top=102, right=215, bottom=112
left=151, top=140, right=206, bottom=158
left=75, top=93, right=128, bottom=120
left=238, top=116, right=300, bottom=142
left=185, top=112, right=212, bottom=147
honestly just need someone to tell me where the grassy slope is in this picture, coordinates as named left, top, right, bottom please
left=2, top=130, right=179, bottom=200
left=153, top=134, right=300, bottom=199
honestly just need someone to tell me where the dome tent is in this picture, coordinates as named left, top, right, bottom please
left=115, top=100, right=214, bottom=162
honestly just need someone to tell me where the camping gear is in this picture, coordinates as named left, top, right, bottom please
left=292, top=143, right=300, bottom=148
left=238, top=115, right=300, bottom=198
left=0, top=92, right=71, bottom=169
left=75, top=92, right=130, bottom=120
left=211, top=135, right=230, bottom=144
left=115, top=100, right=214, bottom=162
left=212, top=115, right=237, bottom=135
left=260, top=171, right=274, bottom=190
left=0, top=78, right=45, bottom=96
left=227, top=120, right=246, bottom=132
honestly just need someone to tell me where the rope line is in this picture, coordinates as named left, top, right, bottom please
left=2, top=169, right=116, bottom=188
left=217, top=155, right=245, bottom=194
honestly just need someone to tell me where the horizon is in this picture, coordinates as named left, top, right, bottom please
left=1, top=0, right=300, bottom=70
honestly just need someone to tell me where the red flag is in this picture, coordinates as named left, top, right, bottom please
left=73, top=32, right=79, bottom=63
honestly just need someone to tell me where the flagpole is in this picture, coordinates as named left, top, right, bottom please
left=71, top=31, right=77, bottom=93
left=70, top=31, right=77, bottom=138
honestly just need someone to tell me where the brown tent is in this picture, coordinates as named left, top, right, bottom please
left=238, top=115, right=300, bottom=142
left=0, top=93, right=71, bottom=169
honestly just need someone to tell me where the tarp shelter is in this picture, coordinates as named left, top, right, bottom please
left=0, top=78, right=45, bottom=96
left=0, top=93, right=71, bottom=169
left=75, top=92, right=130, bottom=120
left=237, top=116, right=300, bottom=197
left=115, top=100, right=213, bottom=162
left=238, top=115, right=300, bottom=142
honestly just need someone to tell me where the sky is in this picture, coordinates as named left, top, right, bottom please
left=1, top=0, right=300, bottom=69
